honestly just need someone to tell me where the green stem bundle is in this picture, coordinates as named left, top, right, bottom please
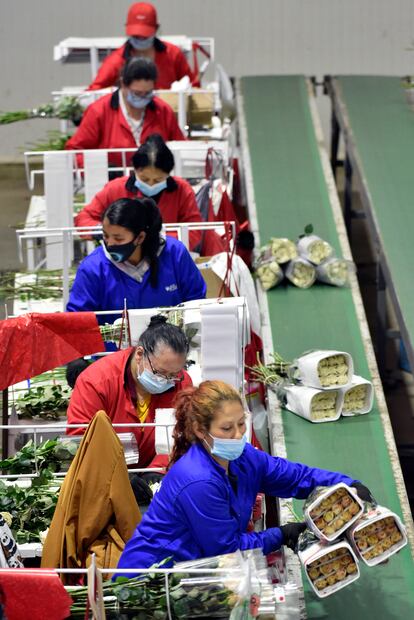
left=248, top=352, right=291, bottom=387
left=0, top=97, right=83, bottom=125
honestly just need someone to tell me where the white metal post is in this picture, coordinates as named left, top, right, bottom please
left=90, top=46, right=99, bottom=78
left=44, top=152, right=74, bottom=269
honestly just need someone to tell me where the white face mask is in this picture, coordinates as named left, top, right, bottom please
left=136, top=368, right=175, bottom=394
left=134, top=177, right=167, bottom=197
left=204, top=433, right=247, bottom=461
left=130, top=35, right=155, bottom=50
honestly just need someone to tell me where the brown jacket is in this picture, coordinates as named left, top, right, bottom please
left=41, top=411, right=141, bottom=580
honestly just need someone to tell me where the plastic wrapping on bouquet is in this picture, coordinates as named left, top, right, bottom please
left=303, top=483, right=365, bottom=542
left=298, top=537, right=360, bottom=598
left=347, top=505, right=408, bottom=566
left=289, top=350, right=354, bottom=390
left=340, top=375, right=374, bottom=416
left=282, top=384, right=343, bottom=424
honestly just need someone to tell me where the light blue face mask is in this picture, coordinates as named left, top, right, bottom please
left=135, top=177, right=168, bottom=197
left=130, top=35, right=155, bottom=50
left=137, top=368, right=175, bottom=394
left=205, top=433, right=247, bottom=461
left=126, top=90, right=153, bottom=109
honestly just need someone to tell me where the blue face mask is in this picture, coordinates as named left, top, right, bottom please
left=130, top=35, right=155, bottom=50
left=126, top=90, right=153, bottom=109
left=137, top=368, right=175, bottom=394
left=206, top=433, right=247, bottom=461
left=135, top=177, right=168, bottom=197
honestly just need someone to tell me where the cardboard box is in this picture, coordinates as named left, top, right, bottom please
left=157, top=92, right=182, bottom=114
left=188, top=91, right=215, bottom=127
left=156, top=90, right=214, bottom=127
left=196, top=256, right=231, bottom=298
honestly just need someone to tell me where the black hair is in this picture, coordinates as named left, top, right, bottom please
left=121, top=56, right=157, bottom=85
left=138, top=315, right=189, bottom=356
left=65, top=358, right=90, bottom=389
left=103, top=197, right=162, bottom=286
left=132, top=133, right=175, bottom=173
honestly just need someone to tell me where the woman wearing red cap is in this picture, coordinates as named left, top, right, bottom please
left=88, top=2, right=198, bottom=91
left=66, top=57, right=185, bottom=166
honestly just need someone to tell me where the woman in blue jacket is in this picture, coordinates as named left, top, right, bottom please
left=67, top=197, right=206, bottom=312
left=117, top=380, right=374, bottom=573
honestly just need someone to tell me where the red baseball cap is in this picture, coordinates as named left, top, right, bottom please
left=126, top=3, right=158, bottom=37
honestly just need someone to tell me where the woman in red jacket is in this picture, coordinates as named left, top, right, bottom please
left=66, top=57, right=185, bottom=166
left=75, top=133, right=225, bottom=256
left=67, top=315, right=191, bottom=469
left=88, top=2, right=198, bottom=91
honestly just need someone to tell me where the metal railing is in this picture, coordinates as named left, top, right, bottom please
left=24, top=141, right=230, bottom=191
left=0, top=421, right=176, bottom=478
left=53, top=35, right=215, bottom=79
left=16, top=221, right=236, bottom=299
left=51, top=84, right=221, bottom=133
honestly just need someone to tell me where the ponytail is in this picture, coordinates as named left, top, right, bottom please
left=170, top=387, right=198, bottom=465
left=140, top=198, right=162, bottom=287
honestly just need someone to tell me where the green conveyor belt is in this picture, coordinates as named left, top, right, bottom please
left=334, top=76, right=414, bottom=357
left=239, top=75, right=414, bottom=619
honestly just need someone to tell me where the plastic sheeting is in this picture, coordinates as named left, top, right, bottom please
left=0, top=312, right=105, bottom=390
left=0, top=569, right=73, bottom=620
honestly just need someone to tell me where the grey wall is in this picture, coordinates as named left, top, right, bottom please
left=1, top=0, right=414, bottom=158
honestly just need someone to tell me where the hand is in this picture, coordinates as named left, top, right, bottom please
left=280, top=522, right=307, bottom=551
left=352, top=482, right=376, bottom=505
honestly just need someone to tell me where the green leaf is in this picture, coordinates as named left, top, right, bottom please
left=304, top=223, right=314, bottom=235
left=116, top=587, right=131, bottom=603
left=113, top=577, right=130, bottom=585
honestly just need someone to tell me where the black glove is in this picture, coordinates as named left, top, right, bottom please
left=129, top=474, right=153, bottom=506
left=352, top=482, right=376, bottom=505
left=280, top=522, right=307, bottom=551
left=140, top=471, right=165, bottom=487
left=236, top=229, right=255, bottom=251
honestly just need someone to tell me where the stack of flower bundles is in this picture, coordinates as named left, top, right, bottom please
left=250, top=349, right=374, bottom=423
left=296, top=484, right=408, bottom=598
left=255, top=226, right=353, bottom=291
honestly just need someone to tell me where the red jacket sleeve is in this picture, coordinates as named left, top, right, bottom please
left=166, top=106, right=186, bottom=141
left=177, top=182, right=202, bottom=223
left=174, top=181, right=224, bottom=255
left=88, top=48, right=124, bottom=90
left=66, top=373, right=108, bottom=435
left=201, top=231, right=226, bottom=257
left=176, top=181, right=202, bottom=251
left=65, top=104, right=102, bottom=151
left=75, top=180, right=116, bottom=227
left=174, top=49, right=199, bottom=86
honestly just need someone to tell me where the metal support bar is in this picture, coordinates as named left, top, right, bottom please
left=330, top=110, right=341, bottom=178
left=387, top=329, right=401, bottom=340
left=350, top=210, right=366, bottom=220
left=376, top=261, right=388, bottom=378
left=2, top=389, right=8, bottom=462
left=90, top=46, right=99, bottom=79
left=62, top=230, right=70, bottom=308
left=344, top=154, right=353, bottom=240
